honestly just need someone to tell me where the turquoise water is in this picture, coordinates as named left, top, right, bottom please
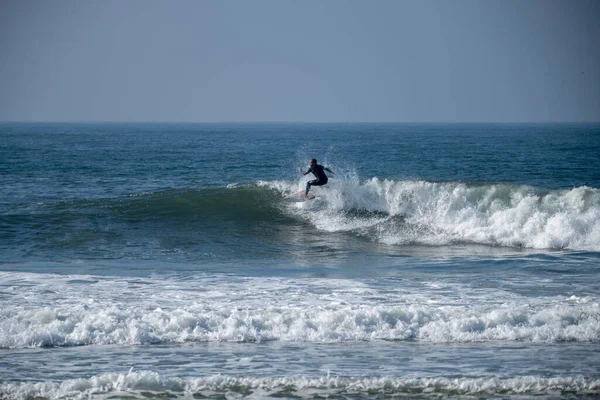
left=1, top=123, right=599, bottom=399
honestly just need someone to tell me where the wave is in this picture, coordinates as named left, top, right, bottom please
left=1, top=271, right=598, bottom=348
left=1, top=370, right=599, bottom=399
left=4, top=179, right=599, bottom=252
left=262, top=178, right=600, bottom=251
left=2, top=186, right=284, bottom=224
left=3, top=301, right=598, bottom=348
left=0, top=186, right=289, bottom=257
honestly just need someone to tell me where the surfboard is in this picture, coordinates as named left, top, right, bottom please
left=285, top=191, right=316, bottom=201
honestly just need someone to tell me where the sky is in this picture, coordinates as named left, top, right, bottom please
left=0, top=0, right=599, bottom=122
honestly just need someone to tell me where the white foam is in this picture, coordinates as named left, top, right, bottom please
left=261, top=179, right=600, bottom=251
left=1, top=272, right=598, bottom=348
left=1, top=369, right=599, bottom=399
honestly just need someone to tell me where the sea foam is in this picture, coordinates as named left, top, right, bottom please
left=261, top=179, right=600, bottom=251
left=1, top=272, right=598, bottom=348
left=1, top=369, right=599, bottom=399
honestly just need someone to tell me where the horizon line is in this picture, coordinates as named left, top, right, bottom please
left=1, top=120, right=599, bottom=125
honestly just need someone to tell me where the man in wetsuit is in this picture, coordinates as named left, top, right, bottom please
left=298, top=158, right=334, bottom=196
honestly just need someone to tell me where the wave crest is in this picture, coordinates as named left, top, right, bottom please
left=2, top=370, right=599, bottom=399
left=263, top=179, right=600, bottom=251
left=3, top=300, right=599, bottom=348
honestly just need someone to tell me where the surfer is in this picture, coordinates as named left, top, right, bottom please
left=298, top=159, right=334, bottom=197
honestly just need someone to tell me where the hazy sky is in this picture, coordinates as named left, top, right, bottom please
left=1, top=0, right=599, bottom=122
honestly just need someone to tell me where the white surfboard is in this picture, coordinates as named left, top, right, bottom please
left=285, top=190, right=316, bottom=201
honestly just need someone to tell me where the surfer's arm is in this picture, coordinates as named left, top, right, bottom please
left=325, top=168, right=334, bottom=174
left=298, top=167, right=311, bottom=176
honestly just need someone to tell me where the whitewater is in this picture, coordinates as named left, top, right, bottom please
left=263, top=178, right=600, bottom=251
left=1, top=270, right=599, bottom=349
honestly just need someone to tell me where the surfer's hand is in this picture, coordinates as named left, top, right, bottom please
left=298, top=167, right=302, bottom=172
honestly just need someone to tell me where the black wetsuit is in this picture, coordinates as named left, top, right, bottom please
left=303, top=164, right=329, bottom=195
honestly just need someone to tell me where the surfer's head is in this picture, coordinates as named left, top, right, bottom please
left=310, top=159, right=317, bottom=166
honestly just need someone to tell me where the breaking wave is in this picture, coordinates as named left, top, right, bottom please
left=263, top=178, right=600, bottom=251
left=1, top=273, right=598, bottom=348
left=1, top=370, right=599, bottom=399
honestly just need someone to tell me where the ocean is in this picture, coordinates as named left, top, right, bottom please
left=0, top=122, right=599, bottom=399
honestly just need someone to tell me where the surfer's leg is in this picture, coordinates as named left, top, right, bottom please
left=305, top=180, right=324, bottom=195
left=305, top=180, right=317, bottom=195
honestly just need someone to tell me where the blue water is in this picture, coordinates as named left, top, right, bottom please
left=1, top=123, right=599, bottom=399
